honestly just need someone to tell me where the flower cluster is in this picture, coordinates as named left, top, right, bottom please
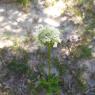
left=38, top=26, right=61, bottom=47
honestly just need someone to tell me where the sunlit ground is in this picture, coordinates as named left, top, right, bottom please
left=0, top=0, right=95, bottom=94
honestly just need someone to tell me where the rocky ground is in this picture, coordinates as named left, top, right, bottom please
left=0, top=0, right=95, bottom=95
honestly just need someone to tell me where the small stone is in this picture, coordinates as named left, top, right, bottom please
left=0, top=40, right=13, bottom=48
left=92, top=52, right=95, bottom=57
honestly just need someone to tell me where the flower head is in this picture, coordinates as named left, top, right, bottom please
left=38, top=26, right=61, bottom=47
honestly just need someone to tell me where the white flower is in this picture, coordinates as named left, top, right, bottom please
left=38, top=26, right=61, bottom=47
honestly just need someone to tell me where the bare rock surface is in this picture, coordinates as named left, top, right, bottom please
left=0, top=1, right=79, bottom=48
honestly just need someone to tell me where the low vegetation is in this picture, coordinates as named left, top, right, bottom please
left=0, top=0, right=95, bottom=95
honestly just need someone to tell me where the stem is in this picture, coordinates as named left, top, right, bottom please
left=48, top=44, right=51, bottom=75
